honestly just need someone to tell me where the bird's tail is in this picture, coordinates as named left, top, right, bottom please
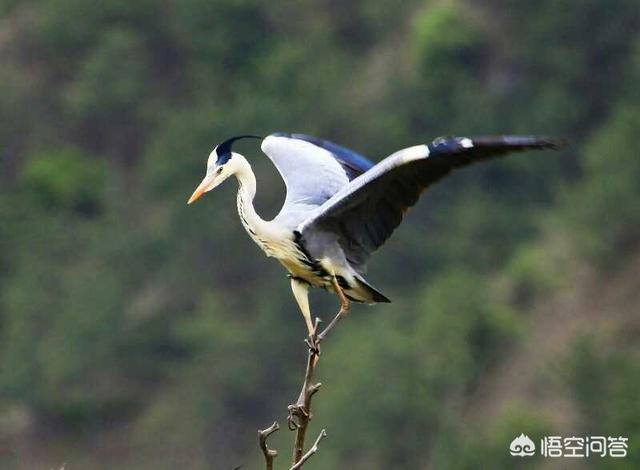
left=347, top=275, right=391, bottom=304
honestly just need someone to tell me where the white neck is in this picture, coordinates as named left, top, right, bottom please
left=234, top=157, right=268, bottom=240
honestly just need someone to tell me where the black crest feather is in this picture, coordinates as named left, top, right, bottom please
left=216, top=135, right=263, bottom=165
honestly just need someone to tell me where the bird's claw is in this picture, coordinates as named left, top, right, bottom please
left=304, top=317, right=323, bottom=354
left=305, top=333, right=321, bottom=355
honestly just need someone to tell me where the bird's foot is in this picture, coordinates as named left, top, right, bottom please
left=304, top=317, right=323, bottom=354
left=305, top=333, right=321, bottom=355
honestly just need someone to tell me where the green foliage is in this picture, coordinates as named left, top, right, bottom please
left=414, top=270, right=520, bottom=376
left=558, top=103, right=640, bottom=266
left=503, top=237, right=574, bottom=306
left=66, top=27, right=150, bottom=123
left=314, top=270, right=520, bottom=468
left=0, top=0, right=638, bottom=468
left=413, top=3, right=486, bottom=75
left=564, top=337, right=640, bottom=468
left=433, top=406, right=551, bottom=469
left=21, top=148, right=106, bottom=214
left=409, top=3, right=493, bottom=132
left=169, top=0, right=269, bottom=69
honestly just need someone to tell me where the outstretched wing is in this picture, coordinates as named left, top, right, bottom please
left=261, top=133, right=375, bottom=214
left=298, top=135, right=563, bottom=270
left=277, top=133, right=375, bottom=180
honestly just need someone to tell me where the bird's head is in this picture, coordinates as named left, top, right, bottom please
left=187, top=135, right=261, bottom=205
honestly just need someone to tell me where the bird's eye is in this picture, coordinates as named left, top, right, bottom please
left=216, top=167, right=223, bottom=175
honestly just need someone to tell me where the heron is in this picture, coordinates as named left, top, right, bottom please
left=187, top=133, right=561, bottom=347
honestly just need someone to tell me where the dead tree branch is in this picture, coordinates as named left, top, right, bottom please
left=287, top=317, right=323, bottom=466
left=289, top=429, right=327, bottom=470
left=259, top=309, right=341, bottom=468
left=258, top=421, right=280, bottom=470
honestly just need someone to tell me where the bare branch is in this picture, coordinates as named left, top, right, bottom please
left=284, top=284, right=349, bottom=467
left=258, top=421, right=280, bottom=470
left=289, top=429, right=327, bottom=470
left=288, top=317, right=323, bottom=464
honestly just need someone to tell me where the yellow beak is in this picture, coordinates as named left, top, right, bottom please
left=187, top=174, right=215, bottom=205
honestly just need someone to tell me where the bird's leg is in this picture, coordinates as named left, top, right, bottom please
left=296, top=318, right=322, bottom=401
left=316, top=276, right=351, bottom=343
left=288, top=317, right=321, bottom=433
left=290, top=277, right=320, bottom=353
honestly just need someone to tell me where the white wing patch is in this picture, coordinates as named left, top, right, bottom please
left=399, top=144, right=430, bottom=162
left=297, top=143, right=431, bottom=234
left=460, top=137, right=474, bottom=148
left=262, top=135, right=350, bottom=210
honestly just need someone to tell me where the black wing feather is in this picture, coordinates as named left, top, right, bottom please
left=301, top=135, right=564, bottom=271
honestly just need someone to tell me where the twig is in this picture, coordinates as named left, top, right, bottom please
left=288, top=317, right=324, bottom=465
left=289, top=429, right=327, bottom=470
left=260, top=285, right=347, bottom=468
left=258, top=421, right=280, bottom=470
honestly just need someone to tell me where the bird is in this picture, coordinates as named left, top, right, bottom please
left=187, top=132, right=562, bottom=346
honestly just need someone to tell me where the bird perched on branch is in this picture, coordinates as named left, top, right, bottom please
left=188, top=133, right=562, bottom=347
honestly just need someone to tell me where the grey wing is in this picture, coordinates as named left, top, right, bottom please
left=298, top=135, right=564, bottom=271
left=276, top=133, right=375, bottom=180
left=261, top=133, right=374, bottom=221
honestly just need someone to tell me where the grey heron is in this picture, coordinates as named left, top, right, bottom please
left=187, top=133, right=561, bottom=346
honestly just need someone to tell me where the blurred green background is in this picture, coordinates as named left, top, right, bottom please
left=1, top=0, right=639, bottom=468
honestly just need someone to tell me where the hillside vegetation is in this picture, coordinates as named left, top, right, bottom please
left=0, top=1, right=639, bottom=468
